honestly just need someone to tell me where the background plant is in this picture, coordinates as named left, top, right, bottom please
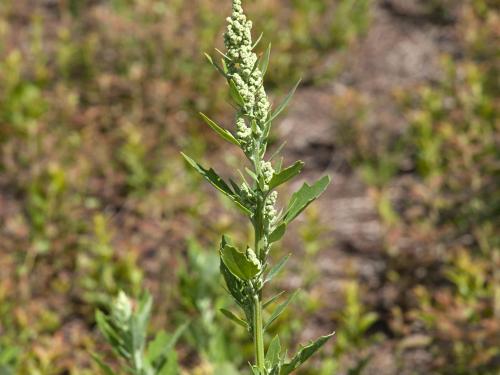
left=94, top=291, right=186, bottom=375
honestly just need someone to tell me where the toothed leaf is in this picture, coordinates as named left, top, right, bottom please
left=269, top=161, right=304, bottom=190
left=220, top=244, right=260, bottom=281
left=280, top=332, right=335, bottom=375
left=266, top=335, right=282, bottom=368
left=181, top=153, right=251, bottom=215
left=283, top=175, right=331, bottom=224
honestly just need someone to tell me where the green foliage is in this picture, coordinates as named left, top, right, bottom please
left=0, top=344, right=19, bottom=375
left=24, top=164, right=67, bottom=254
left=176, top=239, right=242, bottom=373
left=118, top=124, right=153, bottom=194
left=0, top=50, right=47, bottom=140
left=183, top=1, right=333, bottom=373
left=335, top=282, right=377, bottom=355
left=78, top=214, right=143, bottom=308
left=282, top=176, right=331, bottom=225
left=94, top=291, right=186, bottom=375
left=330, top=0, right=372, bottom=49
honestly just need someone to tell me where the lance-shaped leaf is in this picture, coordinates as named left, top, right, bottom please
left=265, top=79, right=301, bottom=127
left=269, top=161, right=304, bottom=190
left=263, top=291, right=285, bottom=309
left=181, top=153, right=251, bottom=215
left=229, top=79, right=245, bottom=107
left=200, top=113, right=240, bottom=146
left=264, top=291, right=298, bottom=330
left=95, top=310, right=127, bottom=357
left=220, top=243, right=260, bottom=281
left=91, top=353, right=117, bottom=375
left=265, top=254, right=290, bottom=284
left=262, top=79, right=301, bottom=141
left=283, top=175, right=331, bottom=225
left=269, top=141, right=287, bottom=163
left=269, top=222, right=287, bottom=243
left=259, top=43, right=271, bottom=76
left=146, top=323, right=188, bottom=371
left=220, top=308, right=249, bottom=329
left=252, top=32, right=264, bottom=50
left=134, top=292, right=153, bottom=343
left=280, top=332, right=335, bottom=375
left=204, top=53, right=227, bottom=77
left=266, top=335, right=282, bottom=369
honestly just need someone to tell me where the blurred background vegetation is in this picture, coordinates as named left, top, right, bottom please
left=0, top=0, right=498, bottom=374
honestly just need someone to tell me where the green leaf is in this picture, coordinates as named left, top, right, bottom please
left=146, top=330, right=170, bottom=364
left=266, top=79, right=301, bottom=126
left=181, top=153, right=251, bottom=215
left=220, top=241, right=246, bottom=300
left=269, top=223, right=287, bottom=243
left=347, top=354, right=373, bottom=375
left=245, top=167, right=258, bottom=182
left=91, top=353, right=117, bottom=375
left=269, top=161, right=304, bottom=190
left=280, top=332, right=335, bottom=374
left=95, top=310, right=124, bottom=353
left=158, top=351, right=180, bottom=375
left=269, top=141, right=287, bottom=163
left=259, top=43, right=271, bottom=76
left=263, top=291, right=285, bottom=310
left=252, top=32, right=263, bottom=50
left=220, top=308, right=249, bottom=329
left=136, top=293, right=153, bottom=335
left=204, top=53, right=227, bottom=77
left=130, top=293, right=152, bottom=360
left=146, top=323, right=188, bottom=369
left=220, top=244, right=260, bottom=281
left=219, top=237, right=254, bottom=328
left=265, top=254, right=290, bottom=284
left=283, top=175, right=331, bottom=224
left=200, top=113, right=240, bottom=146
left=264, top=291, right=298, bottom=330
left=229, top=79, right=245, bottom=107
left=215, top=48, right=232, bottom=61
left=266, top=335, right=282, bottom=368
left=359, top=312, right=378, bottom=332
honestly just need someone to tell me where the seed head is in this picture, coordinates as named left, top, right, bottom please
left=224, top=0, right=270, bottom=146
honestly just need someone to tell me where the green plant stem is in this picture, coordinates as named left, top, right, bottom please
left=253, top=195, right=265, bottom=372
left=253, top=294, right=265, bottom=372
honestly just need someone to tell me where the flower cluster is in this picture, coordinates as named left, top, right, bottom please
left=261, top=161, right=274, bottom=190
left=224, top=0, right=270, bottom=154
left=240, top=181, right=256, bottom=208
left=112, top=291, right=132, bottom=331
left=246, top=247, right=262, bottom=270
left=264, top=191, right=278, bottom=231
